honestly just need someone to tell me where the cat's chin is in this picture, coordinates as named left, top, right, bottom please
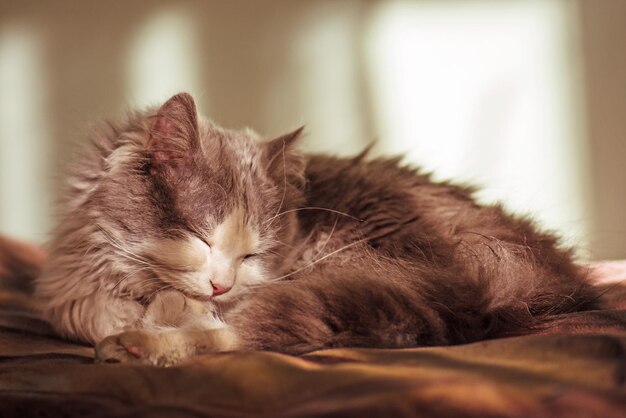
left=172, top=288, right=214, bottom=303
left=187, top=293, right=213, bottom=303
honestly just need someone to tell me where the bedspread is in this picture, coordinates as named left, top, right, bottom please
left=0, top=235, right=624, bottom=417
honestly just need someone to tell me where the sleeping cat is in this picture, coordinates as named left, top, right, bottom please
left=35, top=92, right=597, bottom=365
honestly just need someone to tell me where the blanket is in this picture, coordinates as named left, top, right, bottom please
left=0, top=235, right=624, bottom=417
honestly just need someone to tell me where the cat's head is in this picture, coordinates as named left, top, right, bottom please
left=89, top=93, right=306, bottom=303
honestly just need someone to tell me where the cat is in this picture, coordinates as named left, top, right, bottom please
left=34, top=92, right=598, bottom=366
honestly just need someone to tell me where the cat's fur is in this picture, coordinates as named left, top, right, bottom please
left=35, top=93, right=598, bottom=365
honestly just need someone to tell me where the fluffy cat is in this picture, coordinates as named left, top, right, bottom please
left=35, top=93, right=598, bottom=365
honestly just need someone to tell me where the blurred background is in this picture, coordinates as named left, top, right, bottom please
left=0, top=0, right=624, bottom=260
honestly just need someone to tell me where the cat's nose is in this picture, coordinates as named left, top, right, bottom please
left=211, top=282, right=231, bottom=296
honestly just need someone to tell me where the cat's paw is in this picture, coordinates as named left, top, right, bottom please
left=95, top=330, right=183, bottom=366
left=95, top=332, right=142, bottom=364
left=143, top=290, right=212, bottom=328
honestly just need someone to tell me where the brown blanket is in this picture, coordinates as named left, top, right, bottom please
left=0, top=235, right=624, bottom=417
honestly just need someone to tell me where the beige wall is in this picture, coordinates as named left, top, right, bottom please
left=0, top=0, right=625, bottom=259
left=0, top=0, right=373, bottom=243
left=579, top=0, right=626, bottom=260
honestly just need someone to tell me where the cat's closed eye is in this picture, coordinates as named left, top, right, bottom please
left=243, top=253, right=260, bottom=261
left=197, top=237, right=212, bottom=250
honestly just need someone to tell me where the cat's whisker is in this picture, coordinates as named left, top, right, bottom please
left=312, top=216, right=339, bottom=261
left=267, top=237, right=369, bottom=282
left=115, top=251, right=151, bottom=268
left=210, top=181, right=228, bottom=199
left=110, top=267, right=149, bottom=288
left=266, top=139, right=288, bottom=229
left=264, top=237, right=297, bottom=250
left=268, top=228, right=316, bottom=253
left=110, top=266, right=159, bottom=293
left=96, top=226, right=154, bottom=267
left=143, top=283, right=175, bottom=302
left=103, top=240, right=150, bottom=267
left=264, top=207, right=362, bottom=225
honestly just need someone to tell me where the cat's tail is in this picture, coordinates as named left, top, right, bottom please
left=0, top=234, right=46, bottom=286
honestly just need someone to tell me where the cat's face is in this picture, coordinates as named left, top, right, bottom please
left=94, top=93, right=305, bottom=304
left=140, top=207, right=269, bottom=304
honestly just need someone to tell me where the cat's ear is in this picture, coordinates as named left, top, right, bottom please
left=266, top=126, right=304, bottom=160
left=265, top=126, right=306, bottom=190
left=148, top=93, right=199, bottom=168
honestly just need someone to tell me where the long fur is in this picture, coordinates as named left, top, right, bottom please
left=35, top=93, right=598, bottom=360
left=226, top=154, right=598, bottom=353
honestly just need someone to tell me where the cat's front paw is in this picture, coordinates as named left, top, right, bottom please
left=143, top=289, right=213, bottom=328
left=95, top=330, right=183, bottom=366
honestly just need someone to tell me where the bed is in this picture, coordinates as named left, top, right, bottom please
left=0, top=235, right=624, bottom=417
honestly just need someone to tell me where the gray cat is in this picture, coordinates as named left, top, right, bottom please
left=34, top=93, right=597, bottom=365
